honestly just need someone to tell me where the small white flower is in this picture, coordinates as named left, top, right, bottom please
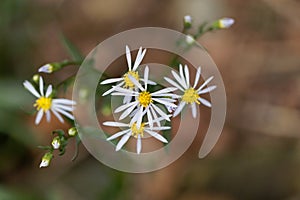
left=185, top=35, right=195, bottom=45
left=103, top=117, right=169, bottom=154
left=218, top=17, right=235, bottom=29
left=164, top=64, right=216, bottom=118
left=112, top=66, right=178, bottom=128
left=100, top=45, right=156, bottom=103
left=38, top=64, right=54, bottom=73
left=23, top=76, right=76, bottom=125
left=51, top=136, right=61, bottom=149
left=39, top=152, right=53, bottom=168
left=184, top=15, right=192, bottom=24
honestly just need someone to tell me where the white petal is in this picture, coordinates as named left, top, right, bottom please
left=115, top=101, right=138, bottom=113
left=45, top=85, right=52, bottom=97
left=113, top=86, right=139, bottom=95
left=116, top=133, right=131, bottom=151
left=141, top=79, right=156, bottom=85
left=23, top=81, right=41, bottom=98
left=149, top=106, right=161, bottom=127
left=100, top=77, right=123, bottom=85
left=184, top=65, right=190, bottom=87
left=198, top=76, right=214, bottom=91
left=151, top=104, right=171, bottom=121
left=198, top=85, right=217, bottom=94
left=128, top=75, right=144, bottom=91
left=136, top=135, right=142, bottom=154
left=102, top=82, right=124, bottom=96
left=123, top=94, right=132, bottom=104
left=179, top=64, right=186, bottom=86
left=146, top=108, right=153, bottom=128
left=145, top=126, right=170, bottom=131
left=151, top=87, right=177, bottom=96
left=119, top=102, right=139, bottom=120
left=35, top=109, right=44, bottom=125
left=172, top=70, right=187, bottom=89
left=173, top=101, right=186, bottom=117
left=152, top=98, right=177, bottom=108
left=39, top=77, right=44, bottom=96
left=52, top=99, right=76, bottom=105
left=150, top=114, right=172, bottom=125
left=144, top=66, right=149, bottom=90
left=107, top=129, right=131, bottom=141
left=51, top=109, right=64, bottom=123
left=199, top=97, right=212, bottom=107
left=145, top=130, right=168, bottom=143
left=136, top=107, right=143, bottom=129
left=193, top=67, right=201, bottom=88
left=53, top=107, right=74, bottom=120
left=46, top=110, right=51, bottom=122
left=103, top=121, right=129, bottom=127
left=191, top=102, right=197, bottom=118
left=133, top=47, right=146, bottom=71
left=164, top=77, right=184, bottom=91
left=126, top=45, right=132, bottom=70
left=53, top=103, right=74, bottom=112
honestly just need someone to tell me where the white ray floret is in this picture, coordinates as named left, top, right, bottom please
left=103, top=116, right=169, bottom=154
left=23, top=76, right=76, bottom=125
left=100, top=45, right=156, bottom=103
left=111, top=66, right=178, bottom=128
left=164, top=64, right=216, bottom=118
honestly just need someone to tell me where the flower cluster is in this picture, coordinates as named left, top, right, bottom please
left=23, top=72, right=77, bottom=168
left=101, top=46, right=216, bottom=154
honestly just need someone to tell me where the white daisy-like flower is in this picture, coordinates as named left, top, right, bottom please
left=103, top=117, right=169, bottom=154
left=100, top=45, right=155, bottom=103
left=164, top=64, right=216, bottom=118
left=23, top=76, right=76, bottom=125
left=111, top=66, right=178, bottom=129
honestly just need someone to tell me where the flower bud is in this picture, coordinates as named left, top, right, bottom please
left=32, top=74, right=40, bottom=84
left=38, top=64, right=54, bottom=73
left=183, top=15, right=192, bottom=29
left=68, top=127, right=78, bottom=137
left=39, top=152, right=53, bottom=168
left=51, top=136, right=61, bottom=149
left=214, top=17, right=235, bottom=29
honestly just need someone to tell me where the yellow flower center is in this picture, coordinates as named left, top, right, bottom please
left=123, top=71, right=139, bottom=89
left=138, top=91, right=152, bottom=107
left=34, top=97, right=52, bottom=112
left=131, top=122, right=145, bottom=138
left=182, top=88, right=200, bottom=104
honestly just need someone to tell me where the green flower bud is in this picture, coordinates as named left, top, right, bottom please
left=39, top=152, right=53, bottom=168
left=68, top=127, right=78, bottom=137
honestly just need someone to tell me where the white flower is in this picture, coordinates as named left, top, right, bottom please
left=23, top=76, right=76, bottom=125
left=100, top=45, right=156, bottom=103
left=51, top=136, right=61, bottom=149
left=38, top=64, right=54, bottom=73
left=111, top=66, right=178, bottom=128
left=164, top=64, right=216, bottom=118
left=39, top=152, right=53, bottom=168
left=218, top=17, right=235, bottom=29
left=184, top=15, right=192, bottom=24
left=103, top=117, right=169, bottom=154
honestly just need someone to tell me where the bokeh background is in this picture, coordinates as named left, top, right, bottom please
left=1, top=0, right=300, bottom=199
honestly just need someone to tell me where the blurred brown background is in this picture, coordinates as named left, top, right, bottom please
left=0, top=0, right=300, bottom=199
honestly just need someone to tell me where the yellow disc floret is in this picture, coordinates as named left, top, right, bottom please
left=34, top=97, right=52, bottom=112
left=182, top=88, right=200, bottom=104
left=123, top=71, right=139, bottom=88
left=138, top=91, right=152, bottom=107
left=131, top=122, right=145, bottom=138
